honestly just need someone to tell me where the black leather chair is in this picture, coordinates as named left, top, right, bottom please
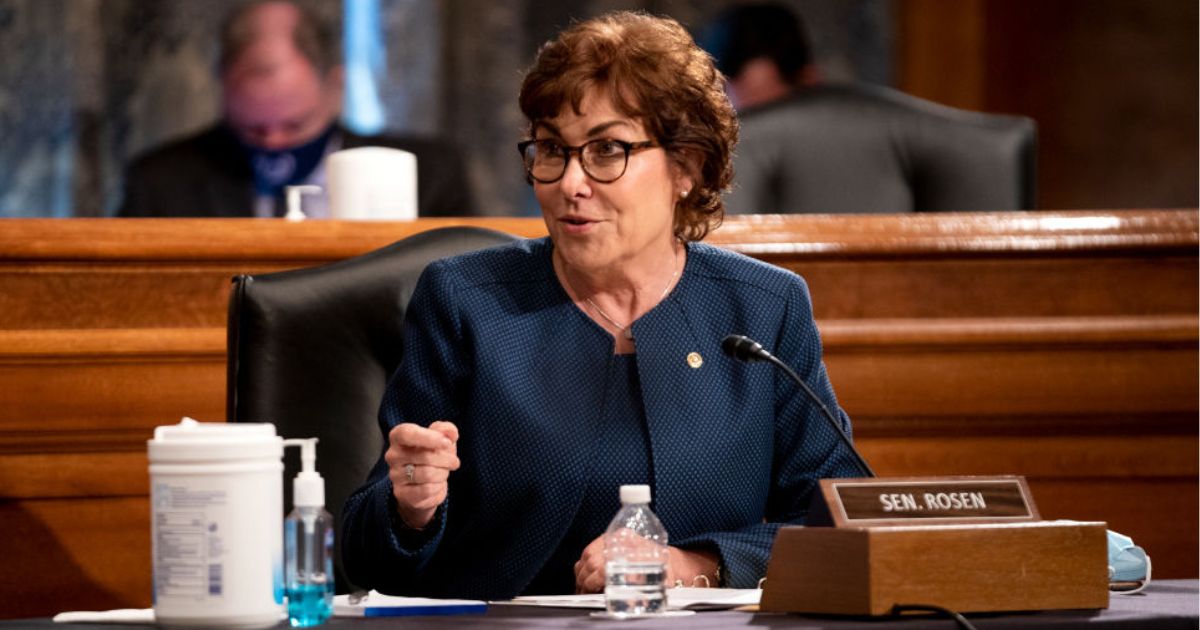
left=226, top=226, right=520, bottom=593
left=726, top=83, right=1038, bottom=214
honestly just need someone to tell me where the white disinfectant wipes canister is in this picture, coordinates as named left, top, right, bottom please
left=148, top=418, right=284, bottom=628
left=326, top=146, right=418, bottom=220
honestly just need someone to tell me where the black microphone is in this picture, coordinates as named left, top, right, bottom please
left=721, top=334, right=875, bottom=477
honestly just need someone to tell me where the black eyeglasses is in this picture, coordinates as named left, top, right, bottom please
left=517, top=138, right=659, bottom=184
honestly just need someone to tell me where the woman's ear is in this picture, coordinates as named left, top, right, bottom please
left=673, top=175, right=695, bottom=197
left=670, top=150, right=700, bottom=196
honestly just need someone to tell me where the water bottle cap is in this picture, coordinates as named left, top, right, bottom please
left=619, top=484, right=651, bottom=505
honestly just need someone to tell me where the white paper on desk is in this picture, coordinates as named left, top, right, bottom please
left=334, top=591, right=486, bottom=617
left=52, top=608, right=155, bottom=624
left=496, top=588, right=760, bottom=611
left=668, top=587, right=761, bottom=610
left=496, top=594, right=605, bottom=609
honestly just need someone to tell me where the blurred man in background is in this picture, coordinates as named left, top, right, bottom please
left=701, top=2, right=1034, bottom=214
left=120, top=0, right=474, bottom=218
left=701, top=2, right=819, bottom=111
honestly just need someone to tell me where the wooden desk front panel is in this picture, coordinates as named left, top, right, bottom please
left=0, top=211, right=1195, bottom=618
left=2, top=214, right=1196, bottom=329
left=791, top=255, right=1198, bottom=319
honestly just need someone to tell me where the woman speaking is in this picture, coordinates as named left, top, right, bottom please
left=341, top=11, right=860, bottom=599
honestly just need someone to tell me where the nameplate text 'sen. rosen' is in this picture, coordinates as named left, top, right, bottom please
left=819, top=477, right=1038, bottom=526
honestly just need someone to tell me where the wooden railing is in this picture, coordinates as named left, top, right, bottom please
left=0, top=210, right=1195, bottom=617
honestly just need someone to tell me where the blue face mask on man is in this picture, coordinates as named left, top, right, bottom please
left=241, top=124, right=337, bottom=200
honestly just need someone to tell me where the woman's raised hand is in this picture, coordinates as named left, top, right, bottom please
left=385, top=420, right=460, bottom=529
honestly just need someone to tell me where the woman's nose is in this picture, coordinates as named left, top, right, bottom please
left=558, top=154, right=591, bottom=197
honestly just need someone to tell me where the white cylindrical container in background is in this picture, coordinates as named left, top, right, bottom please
left=148, top=418, right=284, bottom=629
left=326, top=146, right=418, bottom=220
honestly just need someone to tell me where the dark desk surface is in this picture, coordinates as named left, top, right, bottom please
left=5, top=580, right=1197, bottom=630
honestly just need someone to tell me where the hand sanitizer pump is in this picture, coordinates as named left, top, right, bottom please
left=284, top=185, right=322, bottom=221
left=283, top=438, right=334, bottom=627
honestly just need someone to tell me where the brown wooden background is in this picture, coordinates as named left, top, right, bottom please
left=0, top=210, right=1195, bottom=618
left=897, top=0, right=1198, bottom=211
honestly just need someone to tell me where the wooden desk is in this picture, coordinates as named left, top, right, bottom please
left=0, top=210, right=1195, bottom=618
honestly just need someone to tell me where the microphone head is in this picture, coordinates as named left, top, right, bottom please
left=721, top=334, right=770, bottom=362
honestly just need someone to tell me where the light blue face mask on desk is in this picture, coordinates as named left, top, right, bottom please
left=1107, top=529, right=1150, bottom=593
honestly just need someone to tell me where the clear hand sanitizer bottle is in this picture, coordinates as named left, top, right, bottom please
left=604, top=484, right=669, bottom=617
left=283, top=439, right=334, bottom=627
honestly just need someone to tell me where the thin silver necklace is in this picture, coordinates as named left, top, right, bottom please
left=578, top=245, right=680, bottom=341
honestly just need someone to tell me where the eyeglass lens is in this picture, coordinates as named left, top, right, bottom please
left=523, top=139, right=631, bottom=183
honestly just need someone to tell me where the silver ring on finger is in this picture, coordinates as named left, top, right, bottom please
left=404, top=463, right=415, bottom=484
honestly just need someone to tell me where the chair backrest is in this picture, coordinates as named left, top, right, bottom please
left=726, top=83, right=1038, bottom=214
left=226, top=225, right=520, bottom=593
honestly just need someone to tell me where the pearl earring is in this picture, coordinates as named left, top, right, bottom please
left=680, top=190, right=690, bottom=199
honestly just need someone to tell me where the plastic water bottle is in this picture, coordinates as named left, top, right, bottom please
left=284, top=439, right=334, bottom=627
left=604, top=484, right=669, bottom=617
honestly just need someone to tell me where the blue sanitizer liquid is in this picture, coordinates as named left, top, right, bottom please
left=287, top=582, right=333, bottom=627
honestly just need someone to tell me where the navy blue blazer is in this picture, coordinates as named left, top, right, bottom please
left=341, top=237, right=860, bottom=599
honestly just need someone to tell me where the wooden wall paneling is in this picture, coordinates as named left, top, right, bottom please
left=5, top=254, right=1192, bottom=328
left=788, top=255, right=1198, bottom=319
left=0, top=497, right=151, bottom=619
left=0, top=264, right=274, bottom=329
left=3, top=212, right=1190, bottom=262
left=897, top=0, right=1199, bottom=210
left=895, top=0, right=987, bottom=110
left=823, top=316, right=1198, bottom=420
left=859, top=436, right=1195, bottom=480
left=0, top=218, right=550, bottom=261
left=0, top=329, right=226, bottom=439
left=0, top=451, right=149, bottom=500
left=981, top=0, right=1199, bottom=210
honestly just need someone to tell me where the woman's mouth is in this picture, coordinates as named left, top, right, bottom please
left=559, top=216, right=599, bottom=233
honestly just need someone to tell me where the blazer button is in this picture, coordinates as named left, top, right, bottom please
left=686, top=352, right=703, bottom=368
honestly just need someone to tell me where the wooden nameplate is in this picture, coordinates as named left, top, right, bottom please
left=760, top=477, right=1109, bottom=615
left=806, top=475, right=1039, bottom=527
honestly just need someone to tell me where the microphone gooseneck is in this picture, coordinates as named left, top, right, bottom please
left=721, top=334, right=875, bottom=477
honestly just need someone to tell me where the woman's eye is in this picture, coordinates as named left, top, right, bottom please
left=591, top=140, right=624, bottom=157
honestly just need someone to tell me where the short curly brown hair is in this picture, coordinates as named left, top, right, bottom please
left=519, top=11, right=738, bottom=241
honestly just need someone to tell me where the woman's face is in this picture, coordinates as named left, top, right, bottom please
left=533, top=87, right=688, bottom=275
